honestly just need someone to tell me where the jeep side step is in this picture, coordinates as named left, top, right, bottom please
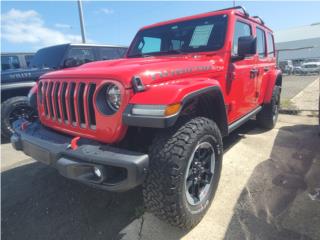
left=228, top=106, right=262, bottom=134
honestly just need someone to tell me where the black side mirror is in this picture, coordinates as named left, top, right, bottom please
left=238, top=36, right=257, bottom=56
left=232, top=36, right=257, bottom=61
left=63, top=58, right=78, bottom=68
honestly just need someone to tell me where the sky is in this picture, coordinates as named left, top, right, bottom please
left=1, top=1, right=320, bottom=52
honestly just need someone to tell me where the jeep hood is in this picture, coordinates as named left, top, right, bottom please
left=42, top=55, right=225, bottom=88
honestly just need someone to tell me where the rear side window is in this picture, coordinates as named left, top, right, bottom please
left=256, top=27, right=266, bottom=58
left=97, top=47, right=127, bottom=60
left=140, top=37, right=161, bottom=54
left=25, top=55, right=34, bottom=67
left=67, top=48, right=95, bottom=65
left=233, top=21, right=252, bottom=55
left=267, top=33, right=275, bottom=57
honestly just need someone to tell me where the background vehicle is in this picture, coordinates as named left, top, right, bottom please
left=300, top=62, right=320, bottom=75
left=11, top=6, right=281, bottom=229
left=1, top=52, right=34, bottom=71
left=279, top=60, right=293, bottom=75
left=1, top=43, right=128, bottom=139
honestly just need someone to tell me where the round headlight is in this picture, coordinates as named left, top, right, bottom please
left=106, top=84, right=121, bottom=111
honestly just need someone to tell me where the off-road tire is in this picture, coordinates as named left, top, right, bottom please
left=1, top=96, right=36, bottom=139
left=257, top=86, right=281, bottom=129
left=143, top=117, right=223, bottom=229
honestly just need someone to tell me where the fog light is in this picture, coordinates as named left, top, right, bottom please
left=94, top=167, right=102, bottom=178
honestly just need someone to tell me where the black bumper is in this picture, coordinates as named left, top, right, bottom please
left=11, top=120, right=149, bottom=191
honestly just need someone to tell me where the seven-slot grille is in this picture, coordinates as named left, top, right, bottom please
left=38, top=80, right=97, bottom=129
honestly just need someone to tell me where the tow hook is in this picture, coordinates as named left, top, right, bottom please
left=68, top=136, right=80, bottom=150
left=20, top=121, right=31, bottom=131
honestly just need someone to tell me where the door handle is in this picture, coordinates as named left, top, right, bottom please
left=264, top=67, right=270, bottom=72
left=250, top=68, right=259, bottom=78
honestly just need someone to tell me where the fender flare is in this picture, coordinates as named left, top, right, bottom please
left=123, top=82, right=228, bottom=136
left=263, top=70, right=282, bottom=103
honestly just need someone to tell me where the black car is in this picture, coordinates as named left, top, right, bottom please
left=1, top=43, right=128, bottom=139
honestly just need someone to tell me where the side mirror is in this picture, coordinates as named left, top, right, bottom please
left=232, top=36, right=257, bottom=61
left=63, top=58, right=78, bottom=68
left=238, top=36, right=257, bottom=56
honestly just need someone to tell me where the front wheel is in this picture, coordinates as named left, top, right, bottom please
left=143, top=117, right=223, bottom=229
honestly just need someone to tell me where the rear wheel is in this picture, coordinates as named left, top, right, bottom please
left=143, top=117, right=223, bottom=229
left=256, top=86, right=281, bottom=129
left=1, top=96, right=37, bottom=139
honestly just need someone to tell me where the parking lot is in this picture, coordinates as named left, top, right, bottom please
left=1, top=76, right=319, bottom=240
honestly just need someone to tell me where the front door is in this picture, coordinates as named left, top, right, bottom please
left=226, top=20, right=257, bottom=123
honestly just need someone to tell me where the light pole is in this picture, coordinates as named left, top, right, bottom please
left=77, top=0, right=86, bottom=43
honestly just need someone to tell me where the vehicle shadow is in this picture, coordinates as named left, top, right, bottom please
left=223, top=124, right=320, bottom=240
left=1, top=162, right=144, bottom=240
left=0, top=120, right=259, bottom=240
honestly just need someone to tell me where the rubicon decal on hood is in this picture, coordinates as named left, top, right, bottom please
left=148, top=65, right=224, bottom=80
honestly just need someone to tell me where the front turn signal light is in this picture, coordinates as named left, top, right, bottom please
left=164, top=103, right=181, bottom=116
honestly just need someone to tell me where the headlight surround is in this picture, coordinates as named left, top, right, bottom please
left=96, top=82, right=122, bottom=115
left=106, top=84, right=121, bottom=111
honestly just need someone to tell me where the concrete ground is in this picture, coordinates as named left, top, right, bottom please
left=1, top=76, right=319, bottom=240
left=2, top=114, right=319, bottom=240
left=281, top=75, right=319, bottom=102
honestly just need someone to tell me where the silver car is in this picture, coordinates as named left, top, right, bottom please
left=300, top=62, right=320, bottom=75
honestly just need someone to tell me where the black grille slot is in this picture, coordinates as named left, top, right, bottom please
left=69, top=83, right=76, bottom=123
left=38, top=81, right=43, bottom=103
left=78, top=83, right=86, bottom=125
left=54, top=82, right=61, bottom=120
left=47, top=82, right=54, bottom=118
left=88, top=84, right=96, bottom=126
left=61, top=82, right=68, bottom=122
left=43, top=82, right=48, bottom=116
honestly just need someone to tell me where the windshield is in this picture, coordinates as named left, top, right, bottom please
left=127, top=14, right=228, bottom=58
left=30, top=45, right=68, bottom=69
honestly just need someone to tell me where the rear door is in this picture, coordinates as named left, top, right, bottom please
left=228, top=19, right=257, bottom=122
left=255, top=27, right=271, bottom=105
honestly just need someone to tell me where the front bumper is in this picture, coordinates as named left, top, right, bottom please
left=11, top=119, right=149, bottom=191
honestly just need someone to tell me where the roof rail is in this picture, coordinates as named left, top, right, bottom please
left=217, top=6, right=249, bottom=17
left=252, top=16, right=265, bottom=25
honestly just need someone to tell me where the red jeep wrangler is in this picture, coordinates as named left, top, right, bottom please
left=11, top=6, right=281, bottom=229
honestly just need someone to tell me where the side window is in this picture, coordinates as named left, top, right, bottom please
left=233, top=21, right=252, bottom=55
left=256, top=28, right=266, bottom=58
left=25, top=55, right=34, bottom=67
left=1, top=55, right=20, bottom=71
left=98, top=47, right=124, bottom=60
left=139, top=37, right=161, bottom=54
left=67, top=48, right=95, bottom=65
left=267, top=33, right=275, bottom=57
